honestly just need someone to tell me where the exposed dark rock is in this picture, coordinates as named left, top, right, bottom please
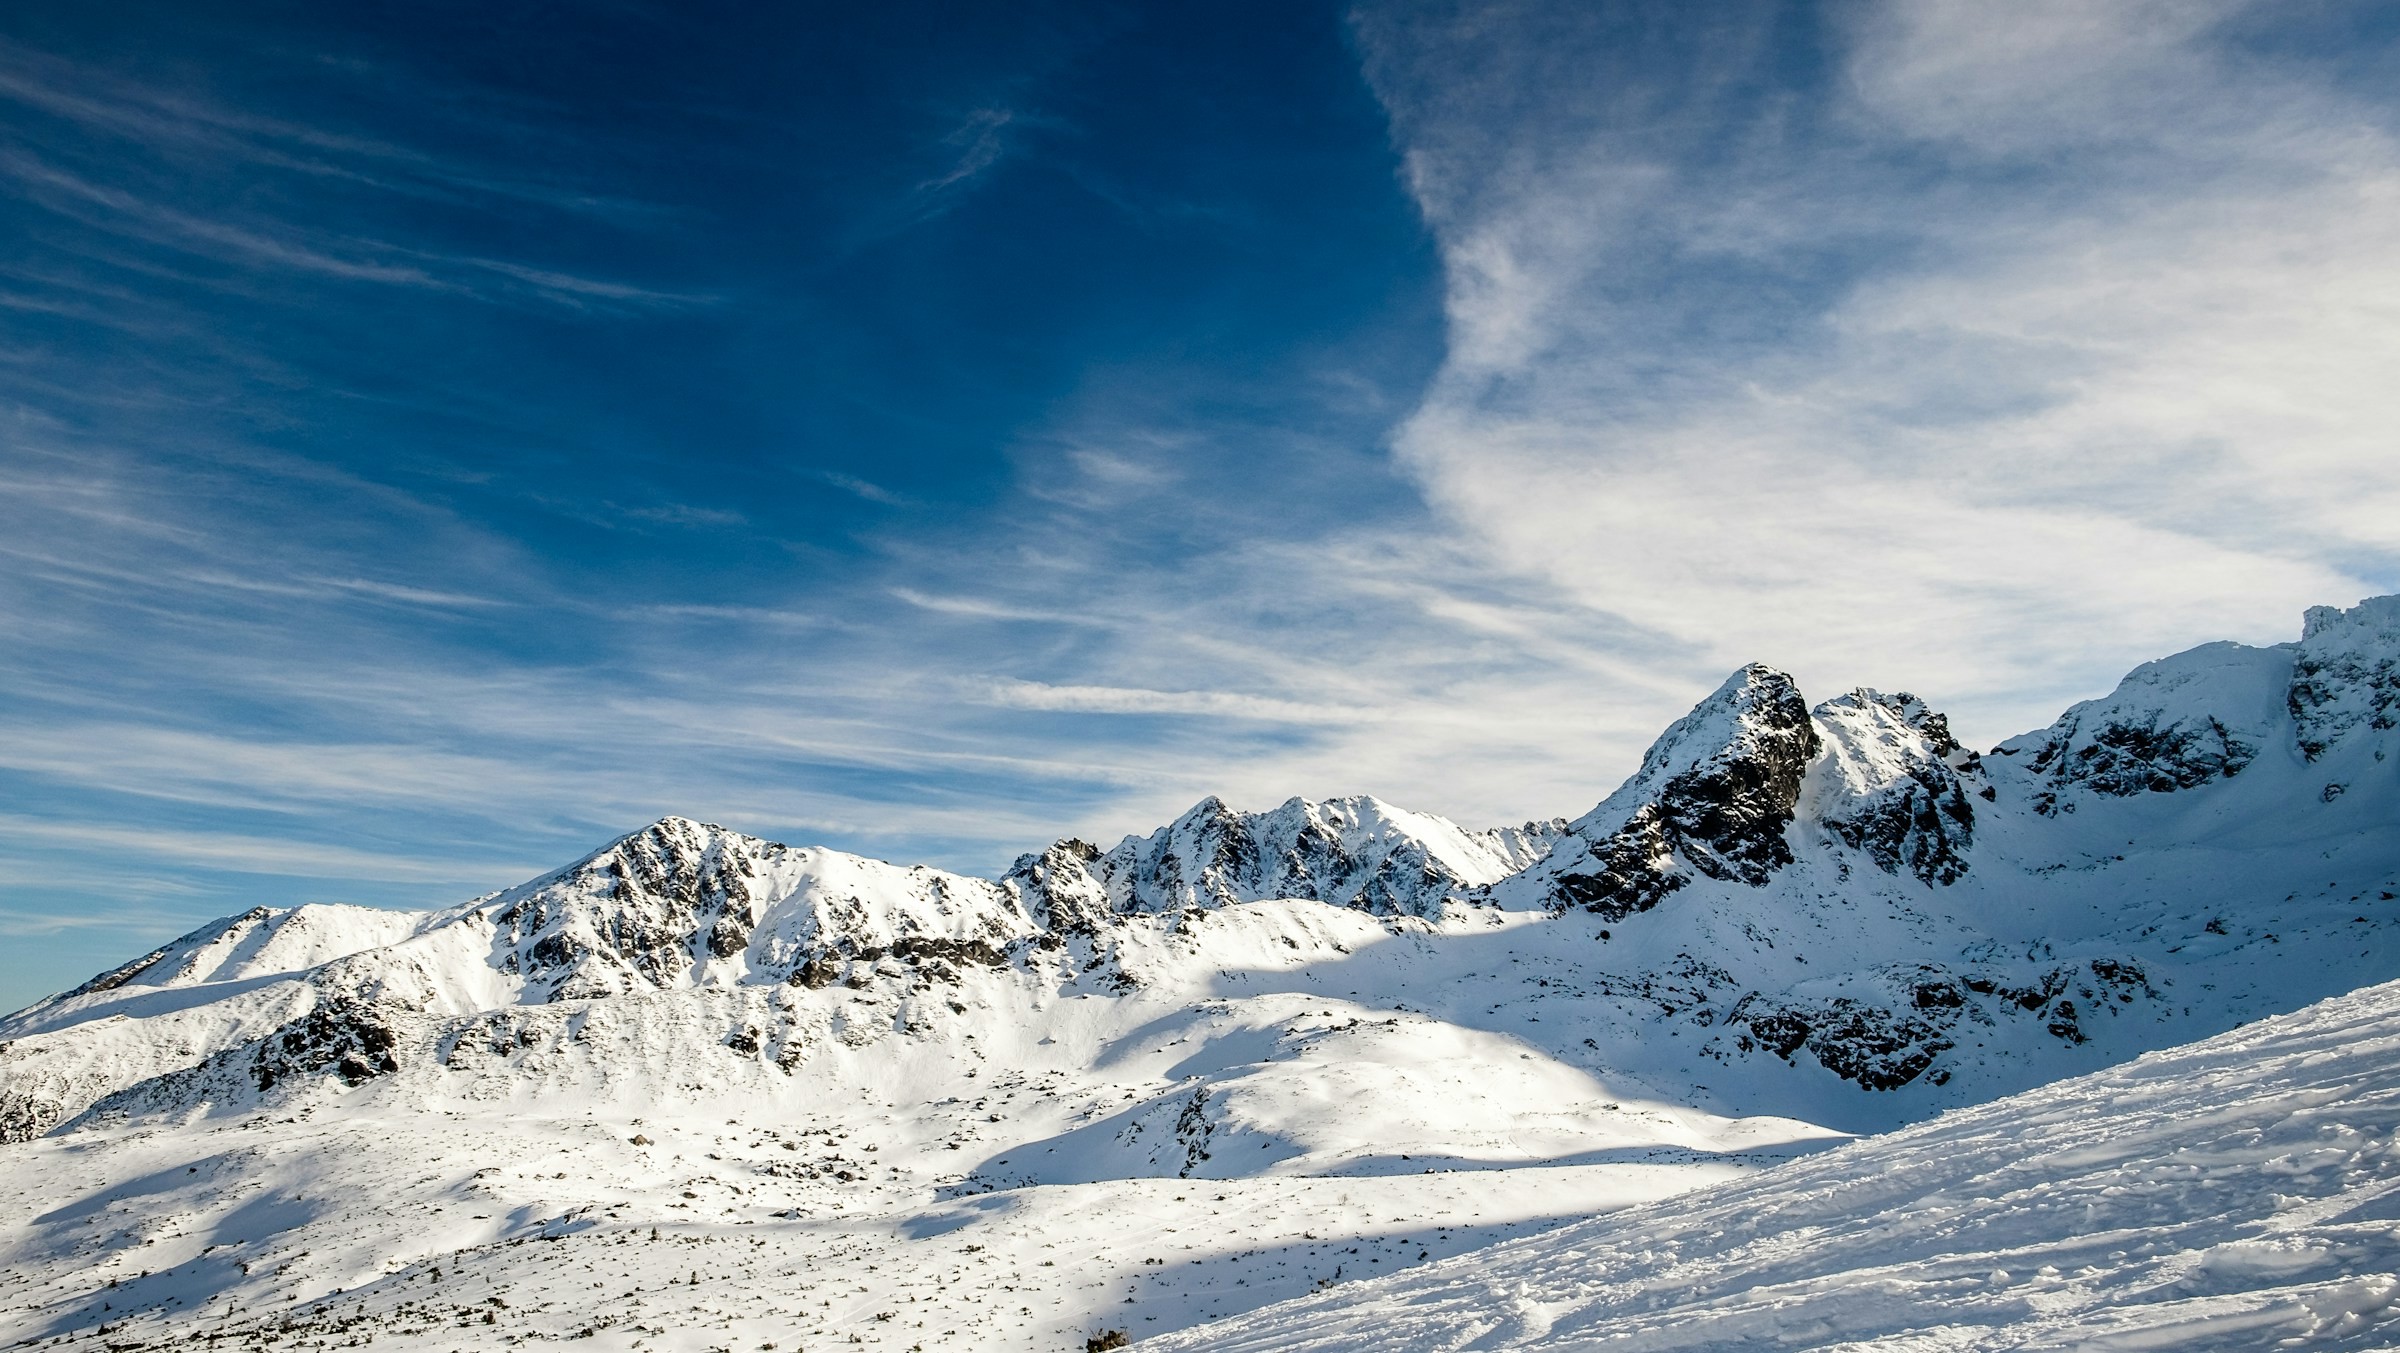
left=1719, top=956, right=2158, bottom=1091
left=1815, top=691, right=1979, bottom=885
left=0, top=1084, right=64, bottom=1144
left=2025, top=714, right=2255, bottom=810
left=1003, top=838, right=1114, bottom=933
left=2290, top=599, right=2400, bottom=760
left=1531, top=665, right=1821, bottom=920
left=2045, top=1000, right=2085, bottom=1044
left=252, top=999, right=403, bottom=1092
left=1542, top=809, right=1686, bottom=918
left=489, top=818, right=773, bottom=999
left=1800, top=1000, right=1954, bottom=1091
left=1912, top=979, right=1965, bottom=1010
left=1726, top=993, right=1952, bottom=1092
left=1171, top=1087, right=1215, bottom=1178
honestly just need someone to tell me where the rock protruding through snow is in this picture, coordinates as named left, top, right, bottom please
left=1496, top=664, right=1820, bottom=918
left=1809, top=689, right=1981, bottom=885
left=1011, top=794, right=1559, bottom=925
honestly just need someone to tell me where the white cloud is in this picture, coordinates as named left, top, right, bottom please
left=979, top=678, right=1371, bottom=724
left=0, top=814, right=535, bottom=884
left=811, top=471, right=910, bottom=507
left=919, top=107, right=1017, bottom=194
left=1354, top=0, right=2400, bottom=742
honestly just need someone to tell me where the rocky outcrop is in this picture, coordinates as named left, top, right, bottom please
left=1996, top=641, right=2291, bottom=815
left=2022, top=711, right=2255, bottom=808
left=1728, top=994, right=1957, bottom=1092
left=0, top=1054, right=66, bottom=1143
left=486, top=817, right=776, bottom=999
left=1720, top=957, right=2164, bottom=1091
left=1004, top=839, right=1116, bottom=934
left=1812, top=690, right=1980, bottom=885
left=53, top=994, right=422, bottom=1135
left=2289, top=596, right=2400, bottom=760
left=1011, top=795, right=1559, bottom=924
left=251, top=998, right=405, bottom=1091
left=1507, top=664, right=1820, bottom=919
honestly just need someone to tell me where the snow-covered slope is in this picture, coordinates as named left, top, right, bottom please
left=3, top=595, right=2398, bottom=1351
left=1155, top=972, right=2400, bottom=1351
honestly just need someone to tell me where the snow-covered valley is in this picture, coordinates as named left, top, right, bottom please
left=3, top=595, right=2398, bottom=1350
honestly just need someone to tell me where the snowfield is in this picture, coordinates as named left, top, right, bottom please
left=2, top=595, right=2397, bottom=1350
left=0, top=900, right=1840, bottom=1352
left=1155, top=973, right=2400, bottom=1351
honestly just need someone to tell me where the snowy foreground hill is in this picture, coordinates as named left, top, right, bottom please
left=1159, top=972, right=2400, bottom=1351
left=1, top=596, right=2396, bottom=1350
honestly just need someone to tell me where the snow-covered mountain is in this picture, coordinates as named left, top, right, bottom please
left=2, top=596, right=2396, bottom=1351
left=1008, top=792, right=1560, bottom=930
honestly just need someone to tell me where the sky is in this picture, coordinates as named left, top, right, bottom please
left=4, top=0, right=2397, bottom=1009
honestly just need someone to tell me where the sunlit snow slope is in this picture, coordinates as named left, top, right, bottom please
left=1157, top=972, right=2400, bottom=1351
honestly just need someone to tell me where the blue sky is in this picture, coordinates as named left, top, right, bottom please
left=5, top=0, right=2398, bottom=1009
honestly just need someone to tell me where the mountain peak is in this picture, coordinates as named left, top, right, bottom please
left=1498, top=663, right=1819, bottom=918
left=2292, top=593, right=2400, bottom=762
left=2301, top=592, right=2400, bottom=643
left=1002, top=792, right=1555, bottom=926
left=1810, top=688, right=1980, bottom=885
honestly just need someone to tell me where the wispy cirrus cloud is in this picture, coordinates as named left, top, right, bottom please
left=1351, top=0, right=2400, bottom=735
left=979, top=678, right=1372, bottom=725
left=810, top=471, right=911, bottom=507
left=839, top=102, right=1042, bottom=247
left=0, top=40, right=669, bottom=218
left=0, top=814, right=539, bottom=885
left=919, top=107, right=1018, bottom=194
left=0, top=43, right=698, bottom=310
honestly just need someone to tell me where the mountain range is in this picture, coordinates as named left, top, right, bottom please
left=2, top=595, right=2396, bottom=1351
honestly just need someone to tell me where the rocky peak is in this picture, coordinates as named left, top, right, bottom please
left=1998, top=641, right=2289, bottom=814
left=1012, top=794, right=1558, bottom=924
left=484, top=817, right=782, bottom=1001
left=2290, top=594, right=2400, bottom=761
left=1810, top=689, right=1980, bottom=885
left=1003, top=838, right=1113, bottom=935
left=1501, top=664, right=1821, bottom=919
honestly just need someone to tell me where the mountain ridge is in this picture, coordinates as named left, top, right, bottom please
left=5, top=595, right=2398, bottom=1148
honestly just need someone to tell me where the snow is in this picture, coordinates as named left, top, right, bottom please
left=0, top=898, right=1835, bottom=1352
left=3, top=594, right=2399, bottom=1351
left=1053, top=793, right=1563, bottom=922
left=1151, top=972, right=2400, bottom=1351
